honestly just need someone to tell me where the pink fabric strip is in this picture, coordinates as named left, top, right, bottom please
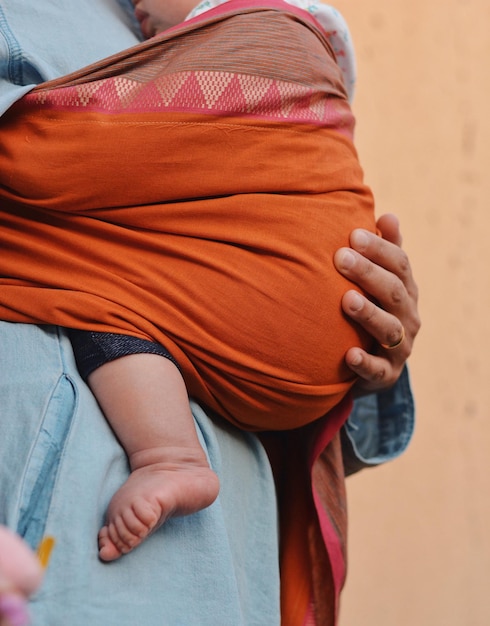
left=308, top=395, right=352, bottom=624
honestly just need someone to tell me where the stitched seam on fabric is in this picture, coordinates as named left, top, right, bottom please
left=16, top=117, right=339, bottom=136
left=0, top=7, right=24, bottom=86
left=17, top=373, right=76, bottom=551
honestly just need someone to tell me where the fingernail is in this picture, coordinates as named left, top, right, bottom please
left=352, top=229, right=369, bottom=250
left=349, top=292, right=364, bottom=312
left=338, top=249, right=355, bottom=270
left=350, top=352, right=363, bottom=366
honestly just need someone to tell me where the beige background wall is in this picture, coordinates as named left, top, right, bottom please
left=331, top=1, right=490, bottom=625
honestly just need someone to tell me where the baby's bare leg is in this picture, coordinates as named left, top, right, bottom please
left=88, top=353, right=220, bottom=561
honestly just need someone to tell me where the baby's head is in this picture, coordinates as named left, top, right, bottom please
left=133, top=0, right=201, bottom=38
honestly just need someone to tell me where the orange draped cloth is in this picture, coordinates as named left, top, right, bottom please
left=0, top=0, right=374, bottom=431
left=0, top=2, right=375, bottom=622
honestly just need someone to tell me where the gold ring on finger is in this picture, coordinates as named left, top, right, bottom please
left=381, top=325, right=405, bottom=350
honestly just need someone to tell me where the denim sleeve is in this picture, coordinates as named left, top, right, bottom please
left=341, top=366, right=415, bottom=476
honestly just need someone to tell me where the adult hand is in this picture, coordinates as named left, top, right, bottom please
left=334, top=213, right=420, bottom=394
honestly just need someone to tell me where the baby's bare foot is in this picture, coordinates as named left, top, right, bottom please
left=98, top=447, right=219, bottom=561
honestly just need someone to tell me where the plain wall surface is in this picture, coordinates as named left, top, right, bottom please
left=332, top=1, right=490, bottom=625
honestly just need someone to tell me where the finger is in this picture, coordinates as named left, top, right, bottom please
left=376, top=213, right=402, bottom=246
left=336, top=247, right=409, bottom=315
left=0, top=594, right=30, bottom=626
left=345, top=348, right=400, bottom=392
left=348, top=229, right=414, bottom=291
left=342, top=291, right=409, bottom=355
left=0, top=528, right=43, bottom=597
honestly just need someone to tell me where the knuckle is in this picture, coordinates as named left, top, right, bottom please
left=389, top=277, right=405, bottom=306
left=399, top=248, right=411, bottom=274
left=370, top=365, right=388, bottom=384
left=404, top=312, right=421, bottom=345
left=384, top=322, right=403, bottom=347
left=396, top=249, right=411, bottom=276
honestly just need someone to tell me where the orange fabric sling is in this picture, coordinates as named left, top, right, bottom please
left=0, top=1, right=374, bottom=431
left=0, top=2, right=374, bottom=622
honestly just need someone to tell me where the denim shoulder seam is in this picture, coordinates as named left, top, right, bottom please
left=0, top=6, right=24, bottom=85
